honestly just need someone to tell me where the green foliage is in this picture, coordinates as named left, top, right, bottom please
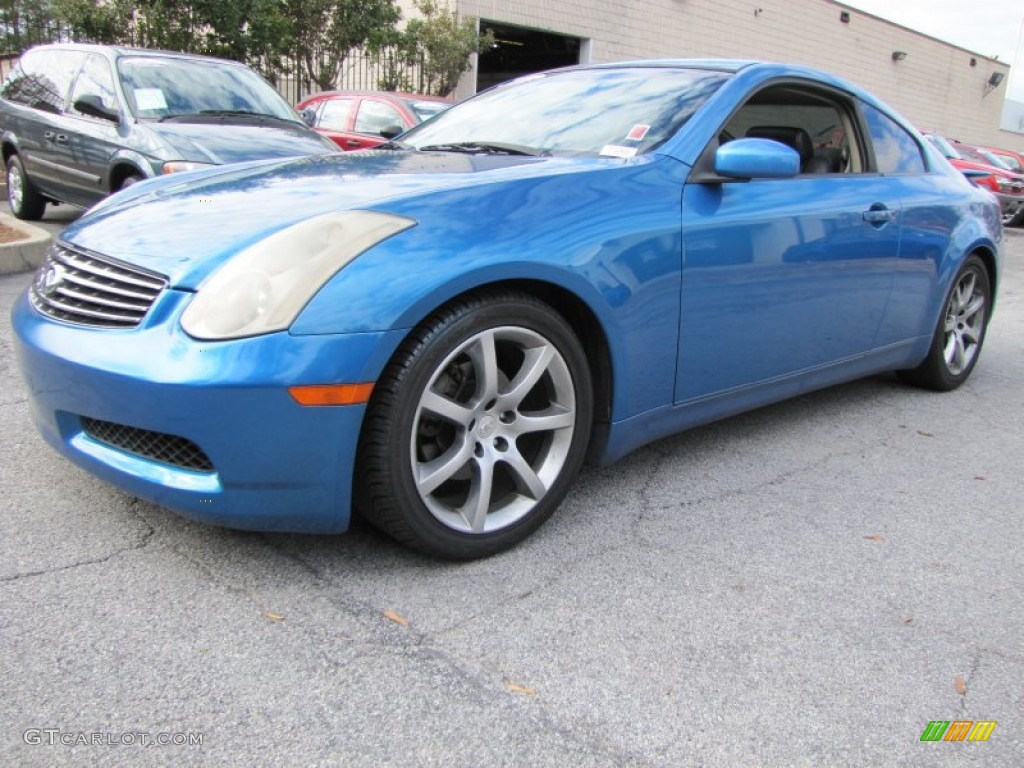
left=282, top=0, right=400, bottom=92
left=369, top=0, right=492, bottom=96
left=3, top=0, right=486, bottom=98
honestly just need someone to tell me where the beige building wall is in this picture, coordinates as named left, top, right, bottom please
left=453, top=0, right=1017, bottom=149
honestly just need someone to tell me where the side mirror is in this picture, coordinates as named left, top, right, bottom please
left=379, top=124, right=403, bottom=139
left=714, top=138, right=800, bottom=180
left=73, top=94, right=120, bottom=122
left=299, top=107, right=317, bottom=127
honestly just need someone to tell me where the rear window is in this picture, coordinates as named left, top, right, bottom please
left=1, top=48, right=86, bottom=113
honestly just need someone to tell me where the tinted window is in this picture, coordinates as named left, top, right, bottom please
left=0, top=48, right=85, bottom=113
left=354, top=100, right=403, bottom=135
left=862, top=104, right=926, bottom=174
left=70, top=54, right=119, bottom=118
left=318, top=98, right=353, bottom=131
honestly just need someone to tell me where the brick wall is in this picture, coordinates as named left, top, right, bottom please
left=450, top=0, right=1018, bottom=149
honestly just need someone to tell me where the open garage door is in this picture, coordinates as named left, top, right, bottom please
left=477, top=22, right=582, bottom=92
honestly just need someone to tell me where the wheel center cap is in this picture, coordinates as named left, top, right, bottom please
left=477, top=414, right=498, bottom=438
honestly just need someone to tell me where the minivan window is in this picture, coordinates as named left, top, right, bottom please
left=70, top=54, right=119, bottom=118
left=1, top=48, right=86, bottom=113
left=117, top=56, right=299, bottom=122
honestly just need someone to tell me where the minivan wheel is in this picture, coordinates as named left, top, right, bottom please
left=6, top=155, right=46, bottom=220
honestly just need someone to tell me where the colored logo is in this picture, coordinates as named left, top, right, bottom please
left=920, top=721, right=997, bottom=742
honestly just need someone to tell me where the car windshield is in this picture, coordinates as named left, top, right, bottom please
left=401, top=66, right=730, bottom=157
left=117, top=56, right=299, bottom=123
left=402, top=98, right=450, bottom=123
left=978, top=150, right=1012, bottom=171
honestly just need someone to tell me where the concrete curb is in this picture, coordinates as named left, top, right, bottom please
left=0, top=211, right=50, bottom=275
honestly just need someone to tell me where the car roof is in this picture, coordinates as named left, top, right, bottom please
left=26, top=42, right=246, bottom=67
left=303, top=90, right=450, bottom=102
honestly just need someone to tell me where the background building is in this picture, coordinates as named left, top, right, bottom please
left=439, top=0, right=1017, bottom=148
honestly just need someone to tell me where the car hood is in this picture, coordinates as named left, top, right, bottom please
left=60, top=151, right=573, bottom=288
left=145, top=120, right=336, bottom=165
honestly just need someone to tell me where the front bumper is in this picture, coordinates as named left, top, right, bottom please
left=11, top=288, right=405, bottom=533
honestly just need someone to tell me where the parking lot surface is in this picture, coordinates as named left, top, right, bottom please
left=1, top=229, right=1022, bottom=767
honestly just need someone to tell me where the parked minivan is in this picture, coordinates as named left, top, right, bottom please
left=0, top=43, right=337, bottom=219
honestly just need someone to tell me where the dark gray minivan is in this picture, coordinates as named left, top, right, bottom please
left=0, top=43, right=337, bottom=219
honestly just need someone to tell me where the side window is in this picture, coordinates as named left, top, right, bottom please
left=721, top=84, right=863, bottom=175
left=70, top=54, right=119, bottom=118
left=354, top=99, right=403, bottom=136
left=0, top=48, right=84, bottom=114
left=861, top=103, right=926, bottom=174
left=317, top=98, right=353, bottom=131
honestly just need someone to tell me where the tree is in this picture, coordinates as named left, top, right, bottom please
left=282, top=0, right=400, bottom=92
left=403, top=0, right=492, bottom=97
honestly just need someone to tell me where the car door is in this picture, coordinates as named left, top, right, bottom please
left=2, top=48, right=86, bottom=201
left=312, top=96, right=356, bottom=149
left=351, top=96, right=407, bottom=148
left=62, top=53, right=124, bottom=207
left=676, top=83, right=901, bottom=404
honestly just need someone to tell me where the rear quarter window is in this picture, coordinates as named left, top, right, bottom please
left=862, top=103, right=926, bottom=174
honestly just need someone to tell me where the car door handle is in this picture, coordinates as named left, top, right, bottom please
left=345, top=140, right=361, bottom=147
left=862, top=207, right=896, bottom=224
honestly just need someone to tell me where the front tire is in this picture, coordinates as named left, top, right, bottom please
left=898, top=254, right=991, bottom=391
left=357, top=291, right=593, bottom=559
left=6, top=154, right=46, bottom=220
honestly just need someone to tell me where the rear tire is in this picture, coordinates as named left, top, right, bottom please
left=356, top=291, right=593, bottom=559
left=6, top=154, right=46, bottom=220
left=898, top=255, right=991, bottom=391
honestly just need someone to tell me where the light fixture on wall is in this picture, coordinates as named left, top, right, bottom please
left=988, top=72, right=1005, bottom=87
left=891, top=50, right=908, bottom=61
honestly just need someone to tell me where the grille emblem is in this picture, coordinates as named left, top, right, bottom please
left=36, top=263, right=66, bottom=296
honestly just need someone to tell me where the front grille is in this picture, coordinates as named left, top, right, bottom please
left=30, top=244, right=167, bottom=328
left=81, top=417, right=214, bottom=472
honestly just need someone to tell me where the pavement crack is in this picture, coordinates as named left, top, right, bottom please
left=0, top=518, right=154, bottom=584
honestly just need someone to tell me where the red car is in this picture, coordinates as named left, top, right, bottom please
left=979, top=145, right=1024, bottom=174
left=297, top=90, right=451, bottom=150
left=924, top=133, right=1024, bottom=226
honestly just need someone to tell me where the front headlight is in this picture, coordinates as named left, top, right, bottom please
left=162, top=161, right=215, bottom=174
left=180, top=210, right=416, bottom=340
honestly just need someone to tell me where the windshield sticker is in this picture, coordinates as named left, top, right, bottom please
left=134, top=88, right=168, bottom=111
left=600, top=144, right=638, bottom=159
left=626, top=124, right=650, bottom=141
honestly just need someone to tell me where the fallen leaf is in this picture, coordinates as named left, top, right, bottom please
left=973, top=476, right=986, bottom=481
left=864, top=534, right=886, bottom=542
left=902, top=615, right=914, bottom=625
left=917, top=431, right=934, bottom=437
left=383, top=610, right=409, bottom=627
left=954, top=676, right=967, bottom=695
left=264, top=611, right=285, bottom=623
left=504, top=681, right=537, bottom=696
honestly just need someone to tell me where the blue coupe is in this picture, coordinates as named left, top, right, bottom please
left=12, top=60, right=1001, bottom=558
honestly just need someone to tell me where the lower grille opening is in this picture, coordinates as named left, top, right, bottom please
left=81, top=417, right=215, bottom=472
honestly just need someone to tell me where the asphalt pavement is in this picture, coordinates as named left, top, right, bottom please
left=1, top=227, right=1022, bottom=767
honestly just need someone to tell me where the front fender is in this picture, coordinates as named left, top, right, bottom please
left=291, top=158, right=688, bottom=421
